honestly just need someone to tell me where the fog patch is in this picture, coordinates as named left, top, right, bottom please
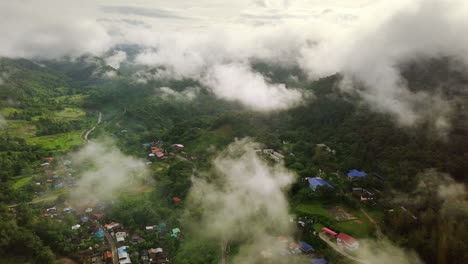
left=69, top=139, right=149, bottom=205
left=202, top=63, right=310, bottom=111
left=356, top=239, right=423, bottom=264
left=105, top=50, right=127, bottom=69
left=299, top=0, right=468, bottom=130
left=391, top=169, right=467, bottom=212
left=157, top=86, right=199, bottom=101
left=0, top=114, right=5, bottom=129
left=0, top=1, right=111, bottom=59
left=187, top=138, right=302, bottom=263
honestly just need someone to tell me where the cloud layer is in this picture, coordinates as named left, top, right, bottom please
left=187, top=138, right=298, bottom=263
left=68, top=139, right=149, bottom=204
left=0, top=0, right=467, bottom=119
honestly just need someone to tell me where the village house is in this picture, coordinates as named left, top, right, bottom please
left=352, top=187, right=376, bottom=201
left=104, top=222, right=120, bottom=230
left=262, top=149, right=285, bottom=162
left=308, top=177, right=334, bottom=191
left=173, top=144, right=184, bottom=151
left=298, top=241, right=314, bottom=253
left=116, top=231, right=127, bottom=243
left=316, top=144, right=336, bottom=155
left=148, top=248, right=169, bottom=264
left=322, top=227, right=337, bottom=237
left=347, top=169, right=367, bottom=179
left=336, top=233, right=359, bottom=251
left=310, top=258, right=328, bottom=264
left=118, top=246, right=132, bottom=264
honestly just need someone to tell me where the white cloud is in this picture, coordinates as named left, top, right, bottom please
left=187, top=138, right=301, bottom=263
left=0, top=0, right=466, bottom=121
left=105, top=50, right=127, bottom=69
left=69, top=139, right=149, bottom=204
left=0, top=1, right=111, bottom=59
left=299, top=0, right=468, bottom=127
left=202, top=63, right=308, bottom=111
left=158, top=86, right=199, bottom=101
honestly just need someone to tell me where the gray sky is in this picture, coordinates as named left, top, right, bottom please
left=0, top=0, right=466, bottom=127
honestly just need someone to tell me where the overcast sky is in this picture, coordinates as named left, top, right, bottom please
left=1, top=0, right=467, bottom=127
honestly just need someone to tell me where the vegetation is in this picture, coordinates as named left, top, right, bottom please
left=0, top=57, right=466, bottom=264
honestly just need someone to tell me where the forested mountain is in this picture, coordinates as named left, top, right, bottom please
left=0, top=57, right=466, bottom=264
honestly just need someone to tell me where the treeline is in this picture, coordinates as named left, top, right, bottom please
left=35, top=117, right=82, bottom=136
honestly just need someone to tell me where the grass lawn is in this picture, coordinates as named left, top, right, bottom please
left=294, top=201, right=376, bottom=238
left=12, top=176, right=33, bottom=190
left=27, top=130, right=82, bottom=152
left=54, top=94, right=87, bottom=105
left=294, top=201, right=334, bottom=218
left=0, top=107, right=22, bottom=116
left=335, top=218, right=374, bottom=238
left=54, top=107, right=86, bottom=120
left=367, top=209, right=385, bottom=223
left=3, top=120, right=36, bottom=137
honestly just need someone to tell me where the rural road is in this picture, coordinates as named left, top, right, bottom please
left=319, top=233, right=369, bottom=264
left=10, top=112, right=103, bottom=208
left=82, top=111, right=102, bottom=143
left=360, top=208, right=384, bottom=240
left=220, top=239, right=229, bottom=264
left=98, top=223, right=118, bottom=264
left=8, top=193, right=59, bottom=208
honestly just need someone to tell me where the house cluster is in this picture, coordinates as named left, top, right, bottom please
left=307, top=177, right=334, bottom=191
left=322, top=227, right=360, bottom=251
left=256, top=149, right=285, bottom=162
left=352, top=187, right=376, bottom=201
left=144, top=141, right=192, bottom=161
left=37, top=157, right=76, bottom=190
left=142, top=248, right=169, bottom=264
left=316, top=144, right=336, bottom=155
left=259, top=236, right=327, bottom=264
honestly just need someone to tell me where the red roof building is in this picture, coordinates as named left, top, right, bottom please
left=172, top=197, right=182, bottom=202
left=337, top=233, right=359, bottom=250
left=103, top=252, right=112, bottom=260
left=151, top=147, right=161, bottom=154
left=322, top=227, right=338, bottom=236
left=173, top=144, right=184, bottom=151
left=155, top=151, right=165, bottom=158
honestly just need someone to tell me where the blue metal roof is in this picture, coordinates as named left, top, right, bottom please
left=308, top=178, right=333, bottom=190
left=347, top=169, right=367, bottom=177
left=310, top=258, right=328, bottom=264
left=372, top=172, right=386, bottom=180
left=299, top=241, right=314, bottom=252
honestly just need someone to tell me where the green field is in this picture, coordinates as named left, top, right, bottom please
left=3, top=120, right=36, bottom=137
left=294, top=201, right=376, bottom=238
left=27, top=130, right=83, bottom=152
left=54, top=94, right=87, bottom=105
left=295, top=201, right=334, bottom=218
left=54, top=107, right=86, bottom=120
left=12, top=176, right=33, bottom=190
left=0, top=107, right=22, bottom=116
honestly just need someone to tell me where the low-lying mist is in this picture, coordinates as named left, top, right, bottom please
left=186, top=138, right=304, bottom=263
left=68, top=138, right=149, bottom=205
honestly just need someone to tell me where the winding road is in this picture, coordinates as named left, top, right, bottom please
left=319, top=233, right=369, bottom=264
left=82, top=112, right=102, bottom=143
left=220, top=240, right=229, bottom=264
left=98, top=222, right=118, bottom=264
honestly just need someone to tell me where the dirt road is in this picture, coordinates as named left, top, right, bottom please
left=319, top=233, right=369, bottom=264
left=99, top=223, right=118, bottom=264
left=8, top=193, right=59, bottom=208
left=360, top=208, right=384, bottom=240
left=82, top=112, right=102, bottom=143
left=220, top=239, right=229, bottom=264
